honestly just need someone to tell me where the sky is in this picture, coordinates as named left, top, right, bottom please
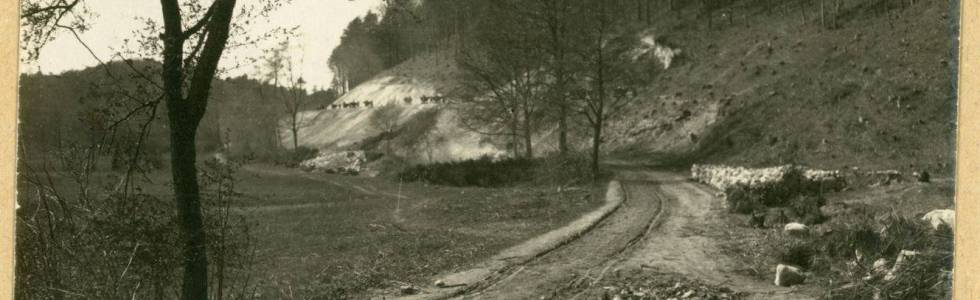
left=22, top=0, right=384, bottom=91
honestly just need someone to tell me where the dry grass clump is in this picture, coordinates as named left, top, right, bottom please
left=753, top=210, right=953, bottom=299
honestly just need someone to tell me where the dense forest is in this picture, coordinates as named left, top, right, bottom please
left=19, top=61, right=338, bottom=168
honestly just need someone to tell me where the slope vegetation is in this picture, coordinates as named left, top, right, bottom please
left=609, top=0, right=955, bottom=174
left=298, top=0, right=954, bottom=174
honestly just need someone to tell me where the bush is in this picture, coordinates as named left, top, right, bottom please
left=723, top=168, right=831, bottom=225
left=16, top=157, right=257, bottom=299
left=274, top=146, right=319, bottom=168
left=397, top=154, right=595, bottom=187
left=398, top=156, right=534, bottom=187
left=788, top=194, right=827, bottom=225
left=724, top=185, right=762, bottom=214
left=778, top=241, right=816, bottom=269
left=531, top=153, right=597, bottom=186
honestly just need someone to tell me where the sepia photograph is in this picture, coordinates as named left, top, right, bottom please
left=11, top=0, right=960, bottom=299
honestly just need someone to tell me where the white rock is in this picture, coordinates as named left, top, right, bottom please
left=864, top=258, right=891, bottom=281
left=783, top=222, right=809, bottom=236
left=884, top=250, right=920, bottom=281
left=922, top=209, right=955, bottom=231
left=774, top=264, right=806, bottom=287
left=299, top=150, right=367, bottom=174
left=873, top=258, right=890, bottom=274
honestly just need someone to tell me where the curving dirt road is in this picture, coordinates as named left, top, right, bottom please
left=405, top=168, right=816, bottom=300
left=608, top=170, right=815, bottom=300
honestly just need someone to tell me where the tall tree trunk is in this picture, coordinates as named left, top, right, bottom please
left=523, top=104, right=533, bottom=158
left=558, top=100, right=568, bottom=155
left=291, top=112, right=299, bottom=150
left=591, top=122, right=602, bottom=180
left=510, top=114, right=520, bottom=157
left=168, top=121, right=208, bottom=300
left=821, top=0, right=826, bottom=27
left=591, top=32, right=606, bottom=181
left=800, top=0, right=808, bottom=24
left=646, top=0, right=652, bottom=24
left=159, top=0, right=238, bottom=299
left=637, top=0, right=643, bottom=21
left=292, top=126, right=299, bottom=150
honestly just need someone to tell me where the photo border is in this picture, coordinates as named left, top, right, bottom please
left=954, top=0, right=978, bottom=298
left=0, top=0, right=976, bottom=298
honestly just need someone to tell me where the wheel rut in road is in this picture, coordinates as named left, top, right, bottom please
left=447, top=170, right=665, bottom=300
left=613, top=171, right=816, bottom=300
left=444, top=169, right=816, bottom=300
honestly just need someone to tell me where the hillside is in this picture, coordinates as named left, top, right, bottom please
left=607, top=0, right=956, bottom=175
left=291, top=50, right=505, bottom=162
left=298, top=0, right=954, bottom=174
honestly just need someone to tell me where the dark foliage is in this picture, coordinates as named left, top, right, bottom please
left=398, top=154, right=595, bottom=187
left=723, top=168, right=835, bottom=225
left=398, top=156, right=535, bottom=187
left=278, top=146, right=319, bottom=168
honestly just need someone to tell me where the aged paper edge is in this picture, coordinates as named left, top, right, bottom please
left=0, top=0, right=976, bottom=298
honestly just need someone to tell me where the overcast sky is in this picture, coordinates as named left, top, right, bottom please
left=22, top=0, right=383, bottom=91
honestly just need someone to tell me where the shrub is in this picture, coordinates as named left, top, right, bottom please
left=16, top=157, right=257, bottom=299
left=274, top=146, right=319, bottom=168
left=724, top=185, right=762, bottom=214
left=787, top=194, right=827, bottom=225
left=722, top=167, right=831, bottom=224
left=397, top=154, right=595, bottom=188
left=531, top=153, right=597, bottom=186
left=397, top=156, right=534, bottom=187
left=777, top=241, right=817, bottom=269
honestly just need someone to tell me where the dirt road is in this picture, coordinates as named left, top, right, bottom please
left=413, top=168, right=816, bottom=300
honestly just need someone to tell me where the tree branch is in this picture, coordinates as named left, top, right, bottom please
left=185, top=0, right=238, bottom=120
left=181, top=3, right=217, bottom=40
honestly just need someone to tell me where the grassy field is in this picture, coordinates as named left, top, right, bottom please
left=231, top=165, right=604, bottom=299
left=15, top=161, right=604, bottom=299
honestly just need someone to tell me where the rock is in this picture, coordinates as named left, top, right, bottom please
left=783, top=222, right=809, bottom=236
left=434, top=280, right=446, bottom=288
left=774, top=264, right=806, bottom=287
left=299, top=150, right=367, bottom=175
left=884, top=250, right=920, bottom=281
left=682, top=290, right=695, bottom=298
left=864, top=258, right=891, bottom=281
left=922, top=209, right=955, bottom=231
left=916, top=170, right=931, bottom=183
left=873, top=258, right=890, bottom=273
left=400, top=284, right=419, bottom=295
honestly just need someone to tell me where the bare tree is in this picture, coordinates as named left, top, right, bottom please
left=458, top=1, right=549, bottom=159
left=260, top=39, right=311, bottom=150
left=370, top=104, right=401, bottom=154
left=573, top=0, right=651, bottom=179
